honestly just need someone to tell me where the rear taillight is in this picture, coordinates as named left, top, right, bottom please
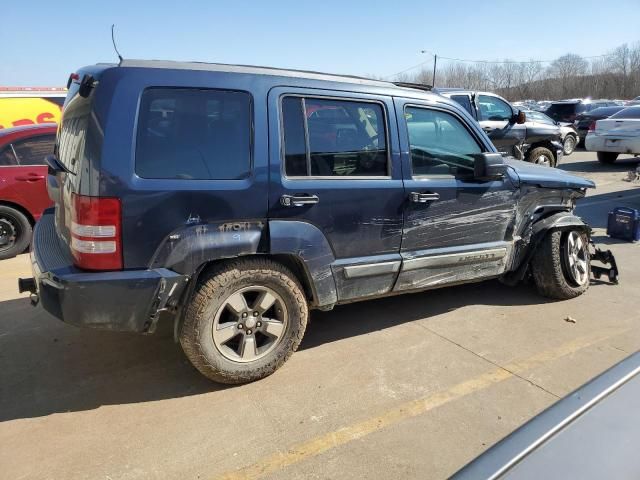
left=70, top=194, right=123, bottom=270
left=588, top=121, right=596, bottom=132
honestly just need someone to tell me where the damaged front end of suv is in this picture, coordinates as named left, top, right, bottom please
left=500, top=158, right=619, bottom=294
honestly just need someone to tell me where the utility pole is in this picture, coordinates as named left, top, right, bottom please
left=421, top=50, right=438, bottom=87
left=432, top=54, right=437, bottom=87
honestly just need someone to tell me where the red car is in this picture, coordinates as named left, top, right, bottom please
left=0, top=123, right=56, bottom=259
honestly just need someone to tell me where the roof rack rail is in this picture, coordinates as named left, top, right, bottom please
left=432, top=87, right=466, bottom=92
left=393, top=82, right=433, bottom=91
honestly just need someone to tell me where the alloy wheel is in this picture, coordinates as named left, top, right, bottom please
left=212, top=286, right=288, bottom=363
left=564, top=231, right=589, bottom=286
left=534, top=154, right=552, bottom=167
left=563, top=135, right=576, bottom=155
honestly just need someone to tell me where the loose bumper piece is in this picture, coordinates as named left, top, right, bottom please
left=590, top=244, right=619, bottom=284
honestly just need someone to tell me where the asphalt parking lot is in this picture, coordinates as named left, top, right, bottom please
left=1, top=150, right=639, bottom=480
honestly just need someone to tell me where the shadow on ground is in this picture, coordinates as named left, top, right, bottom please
left=576, top=188, right=640, bottom=228
left=560, top=155, right=640, bottom=173
left=0, top=280, right=552, bottom=422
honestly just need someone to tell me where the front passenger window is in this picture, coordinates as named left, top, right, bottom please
left=405, top=107, right=482, bottom=177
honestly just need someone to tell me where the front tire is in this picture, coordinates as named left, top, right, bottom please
left=597, top=152, right=618, bottom=164
left=527, top=146, right=556, bottom=167
left=0, top=206, right=32, bottom=260
left=180, top=258, right=308, bottom=384
left=531, top=230, right=590, bottom=300
left=563, top=135, right=577, bottom=155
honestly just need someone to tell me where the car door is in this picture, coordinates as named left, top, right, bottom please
left=268, top=87, right=405, bottom=301
left=476, top=94, right=526, bottom=157
left=0, top=134, right=53, bottom=220
left=393, top=98, right=518, bottom=292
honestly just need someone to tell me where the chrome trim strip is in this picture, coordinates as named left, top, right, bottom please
left=343, top=261, right=401, bottom=279
left=403, top=247, right=507, bottom=271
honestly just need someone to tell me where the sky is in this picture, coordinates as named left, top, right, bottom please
left=3, top=0, right=640, bottom=86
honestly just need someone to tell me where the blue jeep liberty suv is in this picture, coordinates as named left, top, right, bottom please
left=19, top=60, right=617, bottom=384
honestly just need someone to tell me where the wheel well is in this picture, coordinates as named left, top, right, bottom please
left=270, top=254, right=317, bottom=305
left=528, top=141, right=555, bottom=153
left=172, top=254, right=318, bottom=342
left=0, top=200, right=35, bottom=225
left=192, top=254, right=317, bottom=305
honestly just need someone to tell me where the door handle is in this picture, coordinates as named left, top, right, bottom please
left=280, top=194, right=320, bottom=207
left=15, top=174, right=45, bottom=182
left=410, top=192, right=440, bottom=203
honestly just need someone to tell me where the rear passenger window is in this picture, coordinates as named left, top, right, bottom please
left=282, top=96, right=388, bottom=177
left=136, top=88, right=251, bottom=180
left=405, top=107, right=482, bottom=177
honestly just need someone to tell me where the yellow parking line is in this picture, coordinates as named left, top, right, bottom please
left=216, top=328, right=629, bottom=480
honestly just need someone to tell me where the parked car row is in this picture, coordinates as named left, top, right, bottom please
left=515, top=98, right=632, bottom=114
left=438, top=89, right=570, bottom=166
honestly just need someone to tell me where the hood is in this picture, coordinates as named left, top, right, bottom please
left=504, top=158, right=595, bottom=190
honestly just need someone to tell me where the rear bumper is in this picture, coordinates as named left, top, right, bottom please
left=585, top=135, right=640, bottom=154
left=24, top=211, right=187, bottom=333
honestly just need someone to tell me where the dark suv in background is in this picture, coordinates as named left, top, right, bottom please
left=437, top=89, right=564, bottom=167
left=20, top=61, right=616, bottom=384
left=545, top=99, right=618, bottom=123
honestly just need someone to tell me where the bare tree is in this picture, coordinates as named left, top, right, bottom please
left=547, top=53, right=588, bottom=97
left=389, top=42, right=640, bottom=101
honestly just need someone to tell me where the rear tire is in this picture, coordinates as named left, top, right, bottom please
left=0, top=206, right=32, bottom=260
left=563, top=135, right=577, bottom=155
left=531, top=229, right=590, bottom=300
left=597, top=152, right=618, bottom=164
left=179, top=258, right=308, bottom=384
left=527, top=147, right=556, bottom=167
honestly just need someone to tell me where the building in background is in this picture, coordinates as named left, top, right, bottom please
left=0, top=87, right=66, bottom=129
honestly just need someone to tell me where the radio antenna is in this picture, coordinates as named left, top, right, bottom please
left=111, top=24, right=123, bottom=65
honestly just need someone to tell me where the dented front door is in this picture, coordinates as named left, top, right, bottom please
left=393, top=99, right=518, bottom=291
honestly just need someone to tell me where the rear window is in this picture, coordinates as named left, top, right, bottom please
left=609, top=107, right=640, bottom=119
left=57, top=88, right=94, bottom=175
left=135, top=88, right=252, bottom=180
left=546, top=103, right=580, bottom=115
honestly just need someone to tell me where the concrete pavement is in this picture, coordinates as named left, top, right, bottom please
left=0, top=150, right=639, bottom=479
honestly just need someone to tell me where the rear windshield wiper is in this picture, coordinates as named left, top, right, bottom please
left=45, top=154, right=75, bottom=176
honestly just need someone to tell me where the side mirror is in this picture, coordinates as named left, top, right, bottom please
left=474, top=153, right=505, bottom=181
left=516, top=110, right=526, bottom=124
